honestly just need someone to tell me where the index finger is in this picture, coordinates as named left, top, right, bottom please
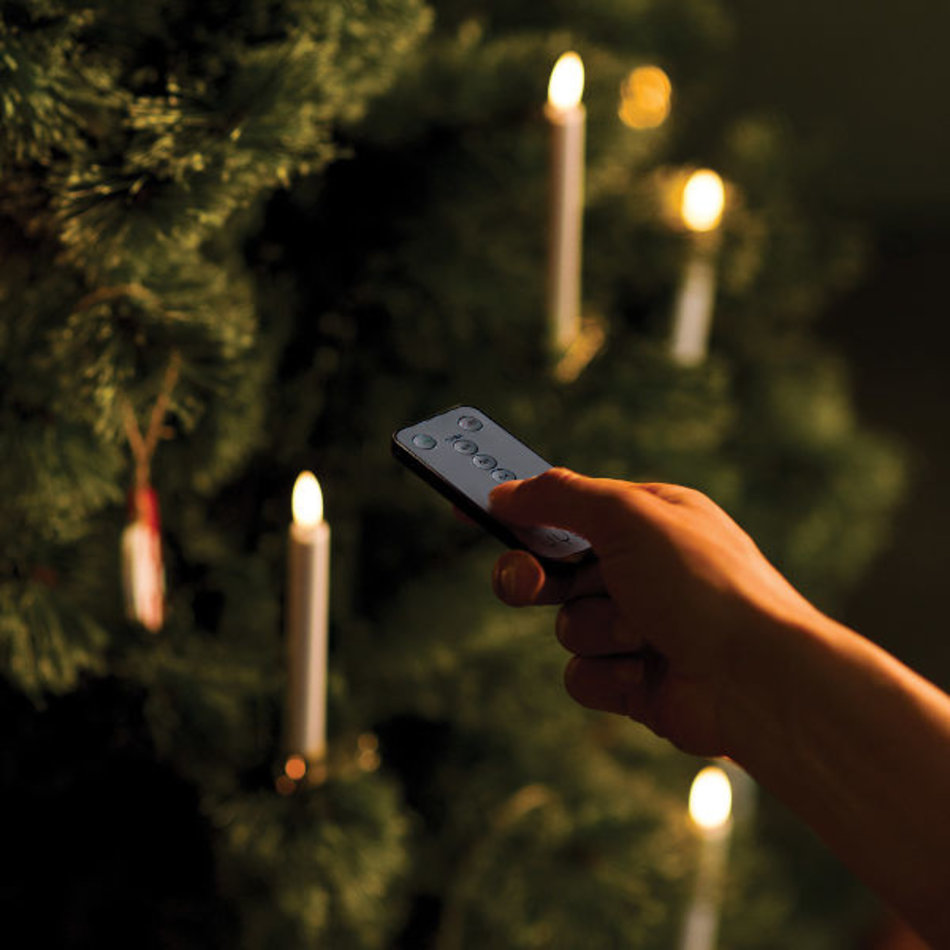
left=489, top=468, right=643, bottom=550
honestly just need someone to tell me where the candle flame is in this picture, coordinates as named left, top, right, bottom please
left=688, top=765, right=733, bottom=831
left=292, top=470, right=324, bottom=526
left=681, top=169, right=726, bottom=233
left=548, top=51, right=585, bottom=109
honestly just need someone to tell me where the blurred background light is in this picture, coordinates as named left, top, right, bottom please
left=619, top=65, right=672, bottom=129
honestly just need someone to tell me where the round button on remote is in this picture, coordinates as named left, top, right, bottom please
left=412, top=434, right=436, bottom=449
left=491, top=469, right=517, bottom=482
left=458, top=415, right=483, bottom=431
left=453, top=439, right=478, bottom=455
left=472, top=453, right=496, bottom=469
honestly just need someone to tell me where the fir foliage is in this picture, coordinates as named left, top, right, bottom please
left=1, top=0, right=903, bottom=946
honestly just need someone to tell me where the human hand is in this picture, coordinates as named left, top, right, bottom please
left=488, top=468, right=824, bottom=758
left=491, top=469, right=950, bottom=946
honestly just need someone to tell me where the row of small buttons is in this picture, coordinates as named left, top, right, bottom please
left=455, top=415, right=516, bottom=480
left=451, top=442, right=516, bottom=478
left=411, top=415, right=482, bottom=448
left=411, top=416, right=517, bottom=482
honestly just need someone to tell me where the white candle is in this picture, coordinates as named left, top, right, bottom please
left=670, top=169, right=726, bottom=367
left=679, top=765, right=733, bottom=950
left=286, top=470, right=330, bottom=772
left=545, top=51, right=586, bottom=355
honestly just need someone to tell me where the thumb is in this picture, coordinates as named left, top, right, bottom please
left=488, top=467, right=624, bottom=548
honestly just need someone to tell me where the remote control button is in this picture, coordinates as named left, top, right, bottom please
left=548, top=529, right=571, bottom=543
left=520, top=527, right=555, bottom=548
left=472, top=453, right=496, bottom=469
left=458, top=415, right=483, bottom=431
left=453, top=439, right=478, bottom=455
left=491, top=469, right=517, bottom=482
left=412, top=434, right=437, bottom=449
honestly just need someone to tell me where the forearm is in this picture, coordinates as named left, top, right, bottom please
left=727, top=611, right=950, bottom=945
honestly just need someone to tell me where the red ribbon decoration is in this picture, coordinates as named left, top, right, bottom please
left=120, top=352, right=180, bottom=632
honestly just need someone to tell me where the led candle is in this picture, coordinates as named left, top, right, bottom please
left=670, top=169, right=726, bottom=366
left=679, top=765, right=734, bottom=950
left=545, top=51, right=586, bottom=355
left=285, top=471, right=330, bottom=776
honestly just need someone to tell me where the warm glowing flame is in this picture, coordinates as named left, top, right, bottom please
left=548, top=52, right=585, bottom=110
left=292, top=471, right=323, bottom=526
left=619, top=65, right=672, bottom=129
left=688, top=765, right=733, bottom=831
left=284, top=754, right=307, bottom=781
left=681, top=169, right=726, bottom=232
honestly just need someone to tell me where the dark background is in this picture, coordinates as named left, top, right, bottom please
left=727, top=1, right=950, bottom=687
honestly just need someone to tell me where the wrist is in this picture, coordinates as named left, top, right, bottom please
left=717, top=599, right=844, bottom=775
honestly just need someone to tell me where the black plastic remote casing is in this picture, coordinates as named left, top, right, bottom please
left=392, top=405, right=592, bottom=562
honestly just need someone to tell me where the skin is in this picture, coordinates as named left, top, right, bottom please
left=488, top=468, right=950, bottom=947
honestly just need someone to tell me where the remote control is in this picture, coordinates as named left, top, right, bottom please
left=392, top=405, right=592, bottom=562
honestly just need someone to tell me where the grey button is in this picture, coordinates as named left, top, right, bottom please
left=412, top=434, right=437, bottom=449
left=472, top=454, right=496, bottom=469
left=453, top=439, right=478, bottom=455
left=491, top=469, right=516, bottom=482
left=458, top=415, right=483, bottom=431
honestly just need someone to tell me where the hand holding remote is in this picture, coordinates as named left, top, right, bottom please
left=488, top=467, right=950, bottom=947
left=488, top=467, right=822, bottom=758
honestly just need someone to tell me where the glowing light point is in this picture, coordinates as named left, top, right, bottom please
left=292, top=471, right=323, bottom=527
left=619, top=65, right=672, bottom=129
left=357, top=732, right=381, bottom=772
left=548, top=52, right=585, bottom=110
left=681, top=169, right=726, bottom=233
left=688, top=765, right=733, bottom=831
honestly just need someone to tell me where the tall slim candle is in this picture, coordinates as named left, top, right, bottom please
left=545, top=51, right=586, bottom=355
left=670, top=169, right=725, bottom=367
left=679, top=765, right=733, bottom=950
left=286, top=470, right=330, bottom=772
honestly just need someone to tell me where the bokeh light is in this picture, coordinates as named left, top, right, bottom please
left=619, top=65, right=672, bottom=129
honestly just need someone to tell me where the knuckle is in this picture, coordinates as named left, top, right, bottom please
left=537, top=466, right=579, bottom=488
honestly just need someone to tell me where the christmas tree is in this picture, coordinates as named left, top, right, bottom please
left=1, top=1, right=904, bottom=946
